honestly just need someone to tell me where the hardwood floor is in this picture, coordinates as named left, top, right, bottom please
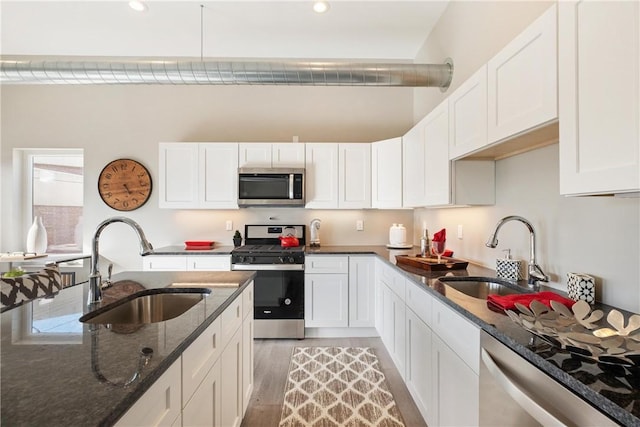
left=241, top=337, right=427, bottom=427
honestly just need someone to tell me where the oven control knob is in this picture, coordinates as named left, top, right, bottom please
left=246, top=256, right=254, bottom=263
left=287, top=257, right=295, bottom=264
left=284, top=298, right=292, bottom=305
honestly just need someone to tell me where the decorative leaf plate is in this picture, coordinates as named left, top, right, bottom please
left=506, top=300, right=640, bottom=366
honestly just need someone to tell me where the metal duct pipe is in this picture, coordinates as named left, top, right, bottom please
left=0, top=59, right=453, bottom=89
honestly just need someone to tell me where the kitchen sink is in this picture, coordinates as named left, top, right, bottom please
left=79, top=288, right=211, bottom=325
left=437, top=276, right=529, bottom=299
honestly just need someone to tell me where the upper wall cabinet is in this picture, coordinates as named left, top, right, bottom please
left=559, top=1, right=640, bottom=196
left=372, top=137, right=403, bottom=209
left=305, top=143, right=371, bottom=209
left=487, top=4, right=557, bottom=144
left=159, top=142, right=238, bottom=209
left=449, top=65, right=488, bottom=160
left=424, top=100, right=452, bottom=206
left=238, top=143, right=305, bottom=168
left=402, top=119, right=427, bottom=208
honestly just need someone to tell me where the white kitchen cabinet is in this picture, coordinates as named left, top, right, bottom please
left=115, top=359, right=182, bottom=427
left=405, top=307, right=433, bottom=425
left=423, top=100, right=451, bottom=206
left=158, top=143, right=199, bottom=209
left=305, top=255, right=349, bottom=274
left=339, top=143, right=371, bottom=209
left=305, top=143, right=339, bottom=209
left=305, top=273, right=349, bottom=328
left=487, top=4, right=557, bottom=144
left=182, top=317, right=222, bottom=404
left=182, top=359, right=221, bottom=427
left=241, top=283, right=254, bottom=415
left=402, top=121, right=427, bottom=208
left=143, top=255, right=231, bottom=272
left=348, top=256, right=375, bottom=327
left=376, top=260, right=406, bottom=378
left=239, top=143, right=305, bottom=168
left=158, top=142, right=238, bottom=209
left=432, top=334, right=479, bottom=427
left=371, top=137, right=403, bottom=208
left=559, top=1, right=640, bottom=196
left=220, top=328, right=243, bottom=427
left=448, top=65, right=488, bottom=160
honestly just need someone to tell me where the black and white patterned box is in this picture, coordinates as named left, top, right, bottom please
left=567, top=272, right=595, bottom=304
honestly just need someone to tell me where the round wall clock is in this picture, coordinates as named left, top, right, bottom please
left=98, top=158, right=152, bottom=211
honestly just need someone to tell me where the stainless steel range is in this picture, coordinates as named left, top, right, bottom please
left=231, top=225, right=305, bottom=339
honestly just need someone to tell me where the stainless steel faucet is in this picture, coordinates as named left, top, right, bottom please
left=88, top=217, right=153, bottom=305
left=486, top=215, right=548, bottom=287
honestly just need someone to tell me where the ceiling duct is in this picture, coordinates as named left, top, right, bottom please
left=0, top=59, right=453, bottom=89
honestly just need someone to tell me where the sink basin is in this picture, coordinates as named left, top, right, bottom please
left=437, top=276, right=528, bottom=299
left=80, top=288, right=211, bottom=324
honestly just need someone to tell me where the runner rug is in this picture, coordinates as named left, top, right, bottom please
left=278, top=347, right=405, bottom=427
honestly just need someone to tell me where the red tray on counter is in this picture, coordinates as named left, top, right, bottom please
left=184, top=241, right=215, bottom=250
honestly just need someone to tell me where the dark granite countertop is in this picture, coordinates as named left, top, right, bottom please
left=0, top=270, right=255, bottom=426
left=150, top=245, right=235, bottom=255
left=319, top=245, right=638, bottom=426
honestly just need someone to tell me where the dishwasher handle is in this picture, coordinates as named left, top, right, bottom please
left=481, top=348, right=568, bottom=427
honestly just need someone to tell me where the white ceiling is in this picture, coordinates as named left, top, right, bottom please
left=0, top=1, right=449, bottom=60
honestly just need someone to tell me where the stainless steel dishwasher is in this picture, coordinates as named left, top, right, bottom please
left=480, top=330, right=617, bottom=426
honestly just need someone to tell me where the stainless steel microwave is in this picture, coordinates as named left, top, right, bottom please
left=238, top=168, right=305, bottom=207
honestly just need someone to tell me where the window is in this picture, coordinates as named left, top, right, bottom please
left=21, top=150, right=84, bottom=254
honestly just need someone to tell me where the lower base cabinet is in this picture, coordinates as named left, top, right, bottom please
left=405, top=309, right=433, bottom=425
left=116, top=282, right=254, bottom=427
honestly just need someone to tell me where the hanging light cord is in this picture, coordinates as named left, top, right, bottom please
left=200, top=4, right=204, bottom=61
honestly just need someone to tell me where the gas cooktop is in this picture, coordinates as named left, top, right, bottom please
left=232, top=245, right=305, bottom=254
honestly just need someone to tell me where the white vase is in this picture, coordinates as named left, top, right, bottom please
left=26, top=216, right=48, bottom=254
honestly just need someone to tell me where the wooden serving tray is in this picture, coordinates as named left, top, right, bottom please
left=395, top=254, right=468, bottom=271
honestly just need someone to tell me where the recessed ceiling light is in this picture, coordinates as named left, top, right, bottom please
left=129, top=0, right=148, bottom=12
left=313, top=1, right=330, bottom=14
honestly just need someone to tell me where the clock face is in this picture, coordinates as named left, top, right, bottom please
left=98, top=159, right=152, bottom=211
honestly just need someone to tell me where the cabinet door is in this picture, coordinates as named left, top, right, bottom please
left=142, top=256, right=187, bottom=271
left=338, top=143, right=371, bottom=209
left=348, top=256, right=375, bottom=327
left=272, top=143, right=305, bottom=167
left=200, top=143, right=238, bottom=209
left=159, top=143, right=199, bottom=208
left=182, top=317, right=221, bottom=404
left=402, top=121, right=427, bottom=207
left=187, top=256, right=231, bottom=271
left=391, top=290, right=406, bottom=379
left=115, top=359, right=182, bottom=427
left=221, top=329, right=243, bottom=427
left=182, top=359, right=221, bottom=427
left=423, top=100, right=451, bottom=206
left=242, top=312, right=254, bottom=415
left=559, top=1, right=640, bottom=195
left=238, top=143, right=272, bottom=167
left=405, top=309, right=433, bottom=425
left=449, top=65, right=488, bottom=160
left=432, top=334, right=479, bottom=427
left=371, top=137, right=403, bottom=208
left=304, top=273, right=349, bottom=327
left=487, top=4, right=557, bottom=143
left=305, top=143, right=339, bottom=209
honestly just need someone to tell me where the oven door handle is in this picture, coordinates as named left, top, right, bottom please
left=231, top=264, right=304, bottom=271
left=481, top=348, right=568, bottom=427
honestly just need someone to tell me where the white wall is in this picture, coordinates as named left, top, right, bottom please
left=0, top=84, right=414, bottom=272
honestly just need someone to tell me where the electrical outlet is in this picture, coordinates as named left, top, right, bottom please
left=356, top=220, right=364, bottom=231
left=457, top=224, right=463, bottom=239
left=226, top=220, right=233, bottom=231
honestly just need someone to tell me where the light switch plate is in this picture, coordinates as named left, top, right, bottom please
left=356, top=220, right=364, bottom=231
left=226, top=220, right=233, bottom=231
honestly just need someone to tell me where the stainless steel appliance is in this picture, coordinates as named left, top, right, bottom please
left=480, top=330, right=617, bottom=426
left=238, top=168, right=304, bottom=207
left=231, top=225, right=305, bottom=339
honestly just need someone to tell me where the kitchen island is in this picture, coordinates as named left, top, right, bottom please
left=0, top=270, right=255, bottom=426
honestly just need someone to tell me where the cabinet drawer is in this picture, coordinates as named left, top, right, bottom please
left=221, top=297, right=242, bottom=350
left=377, top=261, right=405, bottom=301
left=242, top=281, right=254, bottom=320
left=405, top=280, right=432, bottom=327
left=182, top=317, right=221, bottom=405
left=305, top=255, right=349, bottom=274
left=187, top=256, right=231, bottom=271
left=142, top=256, right=187, bottom=271
left=431, top=297, right=480, bottom=374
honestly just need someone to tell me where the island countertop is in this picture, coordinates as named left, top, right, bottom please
left=0, top=270, right=255, bottom=426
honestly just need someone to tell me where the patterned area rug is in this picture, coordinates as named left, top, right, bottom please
left=279, top=347, right=405, bottom=427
